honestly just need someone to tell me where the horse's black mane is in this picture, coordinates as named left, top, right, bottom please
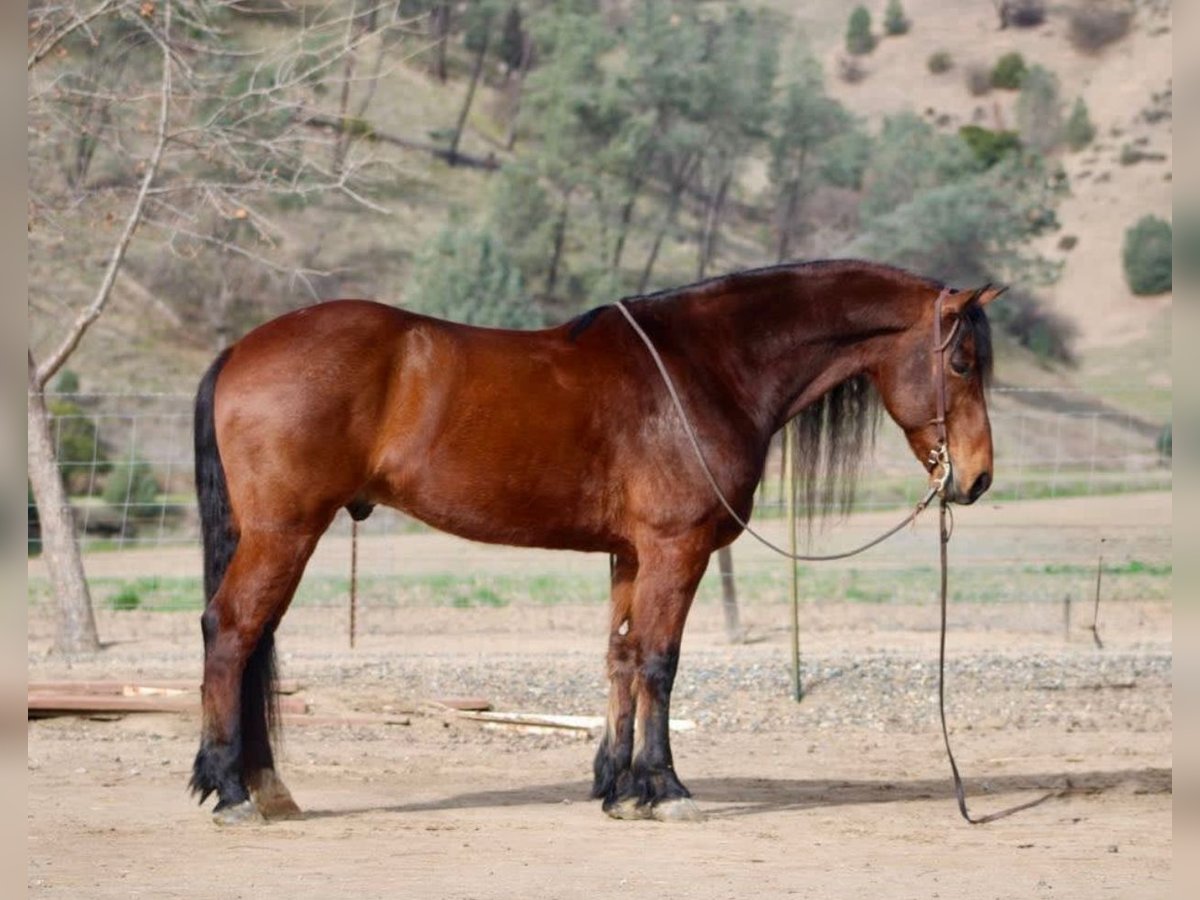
left=567, top=305, right=606, bottom=341
left=569, top=261, right=994, bottom=522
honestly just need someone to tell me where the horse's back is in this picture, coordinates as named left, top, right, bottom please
left=211, top=301, right=628, bottom=546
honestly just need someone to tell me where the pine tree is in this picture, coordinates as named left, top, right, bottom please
left=884, top=0, right=910, bottom=36
left=846, top=6, right=875, bottom=55
left=1064, top=97, right=1095, bottom=151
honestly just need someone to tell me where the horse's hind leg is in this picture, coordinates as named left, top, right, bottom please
left=242, top=631, right=302, bottom=821
left=193, top=528, right=319, bottom=824
left=592, top=552, right=639, bottom=815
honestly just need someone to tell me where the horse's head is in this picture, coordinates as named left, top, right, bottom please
left=874, top=284, right=1005, bottom=505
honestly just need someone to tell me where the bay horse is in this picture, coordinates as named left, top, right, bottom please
left=190, top=259, right=1002, bottom=824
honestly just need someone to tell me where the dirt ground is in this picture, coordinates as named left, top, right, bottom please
left=27, top=493, right=1172, bottom=899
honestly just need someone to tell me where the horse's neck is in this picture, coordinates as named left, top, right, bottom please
left=663, top=271, right=915, bottom=437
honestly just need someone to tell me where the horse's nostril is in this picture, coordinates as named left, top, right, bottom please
left=969, top=472, right=992, bottom=501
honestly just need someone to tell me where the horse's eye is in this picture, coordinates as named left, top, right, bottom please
left=950, top=357, right=972, bottom=377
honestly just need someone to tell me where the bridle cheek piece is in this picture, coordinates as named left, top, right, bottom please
left=926, top=286, right=959, bottom=500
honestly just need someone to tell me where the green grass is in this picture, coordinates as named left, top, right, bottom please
left=28, top=554, right=1171, bottom=615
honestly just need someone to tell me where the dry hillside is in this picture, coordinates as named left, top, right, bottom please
left=818, top=0, right=1172, bottom=402
left=31, top=1, right=1172, bottom=419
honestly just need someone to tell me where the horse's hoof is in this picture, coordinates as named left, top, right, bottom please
left=604, top=797, right=652, bottom=821
left=250, top=771, right=303, bottom=820
left=652, top=798, right=704, bottom=823
left=212, top=799, right=265, bottom=826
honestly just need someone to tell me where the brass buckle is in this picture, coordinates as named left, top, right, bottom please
left=927, top=442, right=952, bottom=496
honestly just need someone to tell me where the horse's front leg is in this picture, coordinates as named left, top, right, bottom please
left=612, top=532, right=711, bottom=822
left=592, top=552, right=638, bottom=813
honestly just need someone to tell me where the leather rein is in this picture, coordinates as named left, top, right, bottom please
left=615, top=287, right=1007, bottom=825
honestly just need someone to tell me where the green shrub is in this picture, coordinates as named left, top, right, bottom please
left=109, top=585, right=141, bottom=612
left=958, top=125, right=1022, bottom=169
left=845, top=6, right=875, bottom=55
left=102, top=457, right=161, bottom=516
left=54, top=370, right=80, bottom=393
left=991, top=52, right=1027, bottom=89
left=1064, top=97, right=1095, bottom=150
left=927, top=51, right=953, bottom=74
left=1068, top=3, right=1132, bottom=52
left=47, top=398, right=111, bottom=495
left=884, top=0, right=910, bottom=36
left=965, top=64, right=992, bottom=96
left=1016, top=64, right=1063, bottom=154
left=1122, top=215, right=1172, bottom=295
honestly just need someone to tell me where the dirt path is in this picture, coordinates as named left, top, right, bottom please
left=28, top=583, right=1171, bottom=898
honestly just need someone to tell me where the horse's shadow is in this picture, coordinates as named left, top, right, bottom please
left=298, top=766, right=1170, bottom=822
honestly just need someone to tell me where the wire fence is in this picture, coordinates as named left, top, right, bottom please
left=26, top=388, right=1172, bottom=620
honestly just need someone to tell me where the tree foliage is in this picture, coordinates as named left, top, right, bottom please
left=884, top=0, right=910, bottom=36
left=991, top=51, right=1027, bottom=89
left=849, top=151, right=1072, bottom=360
left=1016, top=64, right=1063, bottom=155
left=859, top=113, right=977, bottom=220
left=1064, top=97, right=1096, bottom=151
left=769, top=55, right=854, bottom=258
left=958, top=125, right=1022, bottom=169
left=406, top=222, right=542, bottom=328
left=845, top=6, right=875, bottom=55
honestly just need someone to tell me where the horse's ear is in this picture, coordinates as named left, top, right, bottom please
left=942, top=284, right=1007, bottom=315
left=975, top=284, right=1007, bottom=307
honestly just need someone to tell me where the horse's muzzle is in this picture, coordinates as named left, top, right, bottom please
left=960, top=471, right=992, bottom=505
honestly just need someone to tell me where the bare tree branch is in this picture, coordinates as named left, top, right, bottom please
left=34, top=0, right=173, bottom=389
left=27, top=0, right=121, bottom=71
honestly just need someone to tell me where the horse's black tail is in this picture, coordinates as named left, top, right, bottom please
left=193, top=348, right=280, bottom=797
left=194, top=348, right=237, bottom=604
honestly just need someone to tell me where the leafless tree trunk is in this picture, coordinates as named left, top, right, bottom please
left=637, top=153, right=699, bottom=294
left=697, top=170, right=731, bottom=279
left=332, top=3, right=387, bottom=178
left=26, top=2, right=410, bottom=653
left=26, top=0, right=173, bottom=653
left=610, top=173, right=644, bottom=273
left=545, top=194, right=570, bottom=298
left=430, top=2, right=450, bottom=82
left=775, top=179, right=800, bottom=263
left=448, top=13, right=490, bottom=164
left=503, top=30, right=532, bottom=151
left=28, top=354, right=100, bottom=653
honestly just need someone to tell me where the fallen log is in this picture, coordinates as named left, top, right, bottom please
left=302, top=114, right=500, bottom=170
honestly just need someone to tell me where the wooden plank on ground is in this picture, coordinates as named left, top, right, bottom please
left=27, top=679, right=302, bottom=695
left=456, top=711, right=697, bottom=734
left=428, top=697, right=493, bottom=711
left=28, top=693, right=308, bottom=719
left=282, top=713, right=412, bottom=727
